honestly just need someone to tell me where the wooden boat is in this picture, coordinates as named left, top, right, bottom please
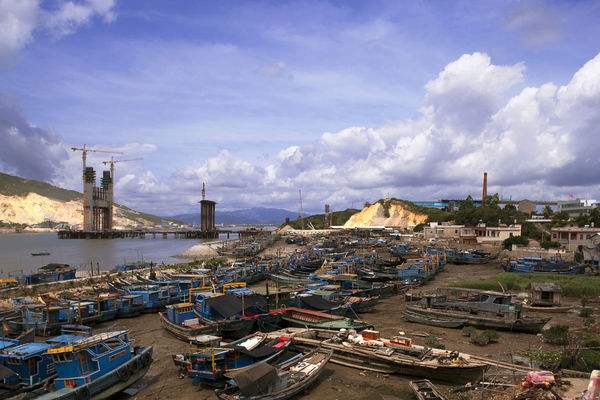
left=270, top=307, right=373, bottom=331
left=159, top=303, right=217, bottom=342
left=215, top=348, right=332, bottom=400
left=409, top=379, right=447, bottom=400
left=0, top=328, right=90, bottom=399
left=523, top=305, right=572, bottom=313
left=405, top=305, right=549, bottom=334
left=174, top=332, right=291, bottom=386
left=277, top=328, right=487, bottom=384
left=30, top=330, right=153, bottom=400
left=402, top=310, right=467, bottom=328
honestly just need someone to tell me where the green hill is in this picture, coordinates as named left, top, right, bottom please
left=285, top=208, right=360, bottom=229
left=0, top=172, right=81, bottom=202
left=0, top=171, right=182, bottom=226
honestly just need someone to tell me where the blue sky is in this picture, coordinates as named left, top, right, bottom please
left=1, top=0, right=600, bottom=214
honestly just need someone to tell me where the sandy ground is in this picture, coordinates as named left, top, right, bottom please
left=105, top=262, right=590, bottom=400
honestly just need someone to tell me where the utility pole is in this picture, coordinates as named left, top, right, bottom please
left=299, top=189, right=305, bottom=230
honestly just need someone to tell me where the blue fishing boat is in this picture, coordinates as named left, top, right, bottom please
left=173, top=332, right=290, bottom=386
left=17, top=304, right=74, bottom=336
left=94, top=294, right=120, bottom=322
left=193, top=291, right=276, bottom=339
left=160, top=303, right=217, bottom=342
left=0, top=328, right=87, bottom=398
left=116, top=294, right=144, bottom=318
left=30, top=330, right=153, bottom=399
left=13, top=264, right=76, bottom=285
left=113, top=260, right=153, bottom=273
left=122, top=285, right=168, bottom=312
left=503, top=257, right=584, bottom=274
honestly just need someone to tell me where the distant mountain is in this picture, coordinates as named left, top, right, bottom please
left=0, top=171, right=182, bottom=229
left=171, top=207, right=299, bottom=225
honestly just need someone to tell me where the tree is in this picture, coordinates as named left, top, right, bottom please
left=503, top=235, right=529, bottom=249
left=543, top=205, right=554, bottom=218
left=460, top=195, right=475, bottom=210
left=485, top=193, right=500, bottom=208
left=504, top=204, right=517, bottom=211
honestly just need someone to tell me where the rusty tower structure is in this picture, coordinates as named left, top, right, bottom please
left=200, top=182, right=216, bottom=233
left=72, top=145, right=122, bottom=232
left=82, top=167, right=113, bottom=231
left=482, top=172, right=488, bottom=207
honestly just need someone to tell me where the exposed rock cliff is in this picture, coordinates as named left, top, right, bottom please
left=0, top=172, right=179, bottom=229
left=343, top=199, right=428, bottom=229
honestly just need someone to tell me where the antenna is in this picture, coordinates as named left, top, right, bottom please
left=299, top=189, right=305, bottom=230
left=202, top=182, right=206, bottom=201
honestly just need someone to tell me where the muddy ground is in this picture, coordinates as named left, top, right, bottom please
left=107, top=262, right=590, bottom=400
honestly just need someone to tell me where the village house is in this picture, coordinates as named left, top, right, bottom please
left=551, top=226, right=600, bottom=251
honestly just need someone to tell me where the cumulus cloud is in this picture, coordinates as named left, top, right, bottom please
left=0, top=94, right=68, bottom=180
left=151, top=51, right=600, bottom=214
left=0, top=0, right=39, bottom=61
left=0, top=0, right=116, bottom=61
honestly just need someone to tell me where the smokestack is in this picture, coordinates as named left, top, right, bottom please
left=482, top=172, right=488, bottom=206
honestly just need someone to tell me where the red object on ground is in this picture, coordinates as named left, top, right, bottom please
left=522, top=371, right=555, bottom=388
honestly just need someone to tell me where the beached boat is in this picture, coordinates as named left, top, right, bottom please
left=409, top=380, right=447, bottom=400
left=270, top=307, right=373, bottom=331
left=117, top=294, right=145, bottom=318
left=402, top=310, right=467, bottom=328
left=174, top=332, right=291, bottom=386
left=406, top=290, right=550, bottom=334
left=0, top=328, right=90, bottom=399
left=14, top=264, right=76, bottom=285
left=503, top=256, right=583, bottom=274
left=215, top=348, right=332, bottom=400
left=280, top=328, right=487, bottom=384
left=29, top=330, right=153, bottom=400
left=160, top=303, right=217, bottom=342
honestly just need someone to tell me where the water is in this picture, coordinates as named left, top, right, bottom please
left=0, top=232, right=221, bottom=276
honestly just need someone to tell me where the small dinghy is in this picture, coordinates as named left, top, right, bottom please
left=409, top=379, right=447, bottom=400
left=215, top=348, right=332, bottom=400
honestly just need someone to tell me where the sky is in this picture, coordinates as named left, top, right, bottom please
left=1, top=0, right=600, bottom=216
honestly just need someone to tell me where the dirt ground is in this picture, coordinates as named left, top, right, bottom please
left=107, top=262, right=591, bottom=400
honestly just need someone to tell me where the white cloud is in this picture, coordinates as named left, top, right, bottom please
left=44, top=0, right=116, bottom=37
left=0, top=0, right=39, bottom=62
left=0, top=0, right=116, bottom=61
left=149, top=51, right=600, bottom=213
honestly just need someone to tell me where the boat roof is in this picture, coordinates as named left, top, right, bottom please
left=2, top=342, right=54, bottom=357
left=47, top=330, right=128, bottom=354
left=170, top=302, right=194, bottom=309
left=46, top=334, right=88, bottom=344
left=0, top=338, right=19, bottom=350
left=122, top=294, right=143, bottom=299
left=225, top=361, right=278, bottom=396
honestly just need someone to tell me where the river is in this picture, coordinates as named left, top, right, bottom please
left=0, top=232, right=229, bottom=276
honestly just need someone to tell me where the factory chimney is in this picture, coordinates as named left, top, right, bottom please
left=482, top=172, right=488, bottom=207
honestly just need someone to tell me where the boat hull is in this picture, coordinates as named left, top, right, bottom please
left=32, top=346, right=153, bottom=400
left=159, top=312, right=217, bottom=342
left=405, top=306, right=549, bottom=334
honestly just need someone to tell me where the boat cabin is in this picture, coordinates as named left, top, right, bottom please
left=529, top=283, right=562, bottom=307
left=47, top=331, right=132, bottom=389
left=421, top=289, right=521, bottom=318
left=0, top=342, right=55, bottom=387
left=166, top=303, right=196, bottom=325
left=126, top=285, right=166, bottom=311
left=118, top=294, right=144, bottom=316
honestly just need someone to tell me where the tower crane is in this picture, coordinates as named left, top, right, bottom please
left=70, top=145, right=123, bottom=170
left=102, top=157, right=143, bottom=184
